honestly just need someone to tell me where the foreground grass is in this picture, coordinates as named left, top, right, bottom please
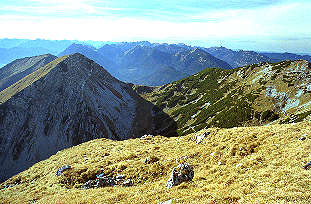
left=1, top=122, right=311, bottom=203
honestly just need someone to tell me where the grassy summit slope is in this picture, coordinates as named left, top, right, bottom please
left=1, top=122, right=311, bottom=203
left=142, top=60, right=311, bottom=135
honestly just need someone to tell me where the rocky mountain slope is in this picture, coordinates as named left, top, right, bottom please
left=0, top=53, right=160, bottom=182
left=58, top=44, right=116, bottom=76
left=1, top=121, right=311, bottom=203
left=0, top=54, right=57, bottom=91
left=141, top=60, right=311, bottom=136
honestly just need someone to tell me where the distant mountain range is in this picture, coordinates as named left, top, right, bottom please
left=261, top=52, right=311, bottom=62
left=58, top=42, right=311, bottom=85
left=0, top=47, right=53, bottom=68
left=205, top=46, right=273, bottom=67
left=1, top=39, right=311, bottom=86
left=59, top=42, right=232, bottom=85
left=205, top=47, right=311, bottom=68
left=0, top=39, right=107, bottom=67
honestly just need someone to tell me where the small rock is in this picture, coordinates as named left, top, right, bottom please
left=96, top=173, right=105, bottom=179
left=299, top=136, right=306, bottom=141
left=303, top=161, right=311, bottom=170
left=56, top=165, right=71, bottom=176
left=144, top=156, right=159, bottom=164
left=122, top=179, right=133, bottom=187
left=81, top=180, right=96, bottom=189
left=166, top=163, right=194, bottom=189
left=159, top=199, right=175, bottom=204
left=116, top=174, right=125, bottom=180
left=144, top=158, right=150, bottom=163
left=140, top=134, right=154, bottom=140
left=196, top=132, right=210, bottom=144
left=236, top=163, right=242, bottom=168
left=2, top=184, right=14, bottom=189
left=95, top=176, right=115, bottom=187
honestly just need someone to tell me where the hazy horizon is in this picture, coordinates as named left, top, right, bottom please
left=0, top=0, right=310, bottom=53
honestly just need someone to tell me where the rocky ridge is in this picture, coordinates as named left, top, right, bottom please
left=0, top=53, right=157, bottom=182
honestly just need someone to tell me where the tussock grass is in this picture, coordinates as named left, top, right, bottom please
left=1, top=122, right=311, bottom=203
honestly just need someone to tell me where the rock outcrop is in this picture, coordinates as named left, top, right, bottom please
left=166, top=163, right=194, bottom=188
left=0, top=53, right=155, bottom=182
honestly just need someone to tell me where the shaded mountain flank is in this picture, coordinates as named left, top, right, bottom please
left=0, top=53, right=176, bottom=182
left=141, top=60, right=311, bottom=136
left=0, top=54, right=57, bottom=92
left=59, top=43, right=232, bottom=86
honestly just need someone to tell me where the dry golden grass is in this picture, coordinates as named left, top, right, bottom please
left=1, top=122, right=311, bottom=203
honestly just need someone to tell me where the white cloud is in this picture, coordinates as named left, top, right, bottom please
left=192, top=2, right=311, bottom=37
left=22, top=0, right=118, bottom=14
left=0, top=1, right=310, bottom=52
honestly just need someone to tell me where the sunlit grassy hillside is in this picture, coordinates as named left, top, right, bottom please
left=142, top=60, right=311, bottom=136
left=1, top=122, right=311, bottom=203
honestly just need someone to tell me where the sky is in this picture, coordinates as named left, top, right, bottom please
left=0, top=0, right=310, bottom=53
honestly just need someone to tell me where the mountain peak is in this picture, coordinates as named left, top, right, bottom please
left=0, top=54, right=156, bottom=182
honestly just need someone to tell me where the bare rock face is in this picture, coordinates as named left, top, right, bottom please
left=166, top=163, right=194, bottom=189
left=0, top=53, right=154, bottom=182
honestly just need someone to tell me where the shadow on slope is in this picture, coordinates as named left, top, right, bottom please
left=0, top=54, right=177, bottom=183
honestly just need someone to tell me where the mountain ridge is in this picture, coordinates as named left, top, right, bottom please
left=205, top=46, right=274, bottom=68
left=63, top=43, right=232, bottom=86
left=140, top=59, right=311, bottom=135
left=0, top=54, right=57, bottom=92
left=0, top=53, right=163, bottom=182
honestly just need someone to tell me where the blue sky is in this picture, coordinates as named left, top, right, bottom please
left=0, top=0, right=310, bottom=52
